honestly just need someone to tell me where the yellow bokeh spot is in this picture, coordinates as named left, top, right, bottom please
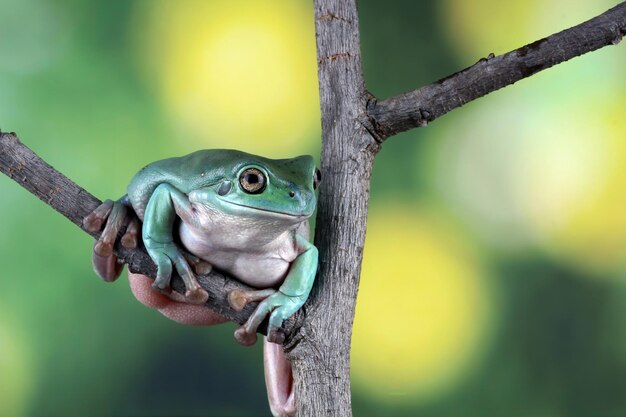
left=430, top=2, right=626, bottom=274
left=132, top=0, right=319, bottom=155
left=0, top=315, right=33, bottom=417
left=549, top=98, right=626, bottom=274
left=432, top=88, right=626, bottom=275
left=352, top=206, right=493, bottom=402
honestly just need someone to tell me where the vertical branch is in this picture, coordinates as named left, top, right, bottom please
left=286, top=1, right=378, bottom=416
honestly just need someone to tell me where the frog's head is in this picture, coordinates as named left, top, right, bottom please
left=187, top=150, right=320, bottom=223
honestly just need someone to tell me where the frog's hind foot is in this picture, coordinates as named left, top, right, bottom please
left=84, top=198, right=138, bottom=282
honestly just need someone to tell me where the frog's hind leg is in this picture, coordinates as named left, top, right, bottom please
left=264, top=338, right=295, bottom=417
left=83, top=196, right=138, bottom=282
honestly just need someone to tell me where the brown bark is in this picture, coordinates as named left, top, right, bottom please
left=284, top=1, right=377, bottom=416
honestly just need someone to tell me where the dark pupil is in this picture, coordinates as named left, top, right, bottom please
left=240, top=169, right=266, bottom=194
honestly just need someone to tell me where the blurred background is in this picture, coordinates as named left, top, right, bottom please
left=0, top=0, right=625, bottom=416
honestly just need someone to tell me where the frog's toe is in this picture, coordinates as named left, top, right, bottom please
left=94, top=240, right=113, bottom=257
left=182, top=252, right=213, bottom=276
left=83, top=200, right=113, bottom=233
left=194, top=261, right=212, bottom=275
left=185, top=287, right=209, bottom=304
left=228, top=290, right=249, bottom=311
left=234, top=326, right=258, bottom=346
left=121, top=217, right=140, bottom=249
left=92, top=247, right=123, bottom=282
left=171, top=251, right=209, bottom=305
left=228, top=288, right=276, bottom=312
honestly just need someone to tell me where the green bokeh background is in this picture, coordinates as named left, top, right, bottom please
left=1, top=1, right=625, bottom=416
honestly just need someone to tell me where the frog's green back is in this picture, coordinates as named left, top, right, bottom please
left=126, top=149, right=316, bottom=219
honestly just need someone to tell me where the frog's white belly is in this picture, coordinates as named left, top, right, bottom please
left=178, top=222, right=300, bottom=288
left=199, top=250, right=290, bottom=288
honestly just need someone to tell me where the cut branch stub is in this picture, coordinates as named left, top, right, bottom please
left=368, top=1, right=626, bottom=139
left=0, top=131, right=296, bottom=341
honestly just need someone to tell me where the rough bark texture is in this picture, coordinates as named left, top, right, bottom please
left=284, top=1, right=379, bottom=416
left=367, top=2, right=626, bottom=138
left=0, top=131, right=294, bottom=336
left=1, top=1, right=626, bottom=416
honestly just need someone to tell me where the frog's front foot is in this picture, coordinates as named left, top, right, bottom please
left=228, top=289, right=302, bottom=346
left=83, top=199, right=140, bottom=281
left=182, top=251, right=213, bottom=276
left=144, top=239, right=209, bottom=305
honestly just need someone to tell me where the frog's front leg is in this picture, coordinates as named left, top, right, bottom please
left=229, top=234, right=318, bottom=346
left=143, top=183, right=208, bottom=304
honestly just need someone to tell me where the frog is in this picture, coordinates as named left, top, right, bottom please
left=82, top=149, right=321, bottom=346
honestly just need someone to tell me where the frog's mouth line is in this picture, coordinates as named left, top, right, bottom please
left=217, top=198, right=312, bottom=220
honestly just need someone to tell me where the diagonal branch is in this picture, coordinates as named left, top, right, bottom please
left=367, top=2, right=626, bottom=139
left=0, top=131, right=297, bottom=340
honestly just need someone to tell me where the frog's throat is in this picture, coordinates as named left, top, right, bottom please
left=216, top=198, right=312, bottom=220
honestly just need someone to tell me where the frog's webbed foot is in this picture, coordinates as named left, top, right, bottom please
left=228, top=289, right=300, bottom=346
left=145, top=240, right=209, bottom=305
left=83, top=199, right=139, bottom=282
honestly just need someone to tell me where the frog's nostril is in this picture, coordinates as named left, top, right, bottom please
left=218, top=181, right=232, bottom=196
left=289, top=191, right=295, bottom=198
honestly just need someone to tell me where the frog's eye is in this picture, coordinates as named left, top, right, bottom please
left=239, top=168, right=267, bottom=194
left=313, top=169, right=322, bottom=190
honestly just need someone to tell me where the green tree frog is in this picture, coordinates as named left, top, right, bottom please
left=83, top=149, right=320, bottom=346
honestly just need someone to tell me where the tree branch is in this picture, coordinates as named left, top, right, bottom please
left=0, top=131, right=296, bottom=339
left=284, top=0, right=376, bottom=416
left=367, top=2, right=626, bottom=139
